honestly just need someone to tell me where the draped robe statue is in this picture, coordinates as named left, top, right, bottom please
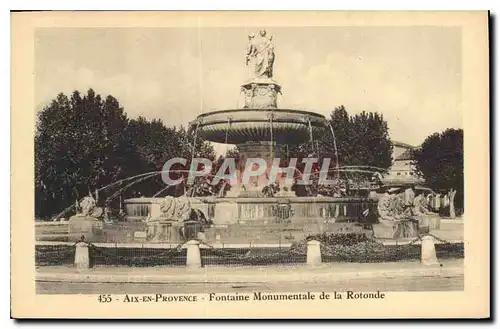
left=246, top=30, right=275, bottom=79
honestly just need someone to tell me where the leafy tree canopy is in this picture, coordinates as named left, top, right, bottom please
left=412, top=127, right=464, bottom=203
left=35, top=89, right=214, bottom=218
left=412, top=128, right=463, bottom=192
left=412, top=128, right=464, bottom=217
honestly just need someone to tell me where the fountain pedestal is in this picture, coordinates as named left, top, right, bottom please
left=68, top=215, right=105, bottom=242
left=241, top=79, right=282, bottom=109
left=239, top=141, right=275, bottom=197
left=188, top=32, right=328, bottom=198
left=146, top=219, right=182, bottom=242
left=232, top=140, right=287, bottom=197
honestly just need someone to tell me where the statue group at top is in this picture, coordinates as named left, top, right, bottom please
left=246, top=29, right=275, bottom=80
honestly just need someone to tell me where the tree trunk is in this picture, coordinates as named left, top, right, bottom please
left=449, top=189, right=457, bottom=219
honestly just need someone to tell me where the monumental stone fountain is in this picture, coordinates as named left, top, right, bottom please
left=192, top=29, right=328, bottom=198
left=62, top=30, right=380, bottom=244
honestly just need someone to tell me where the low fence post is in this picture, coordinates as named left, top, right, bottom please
left=74, top=241, right=90, bottom=272
left=185, top=240, right=202, bottom=269
left=421, top=235, right=439, bottom=266
left=307, top=240, right=322, bottom=266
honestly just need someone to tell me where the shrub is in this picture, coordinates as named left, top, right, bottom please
left=305, top=232, right=370, bottom=246
left=35, top=245, right=75, bottom=266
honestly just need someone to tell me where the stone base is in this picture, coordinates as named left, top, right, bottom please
left=68, top=215, right=105, bottom=243
left=233, top=140, right=289, bottom=197
left=428, top=216, right=441, bottom=230
left=416, top=215, right=441, bottom=230
left=185, top=240, right=202, bottom=268
left=237, top=141, right=277, bottom=193
left=306, top=240, right=322, bottom=266
left=146, top=220, right=182, bottom=242
left=183, top=220, right=205, bottom=241
left=421, top=235, right=440, bottom=265
left=213, top=202, right=239, bottom=225
left=75, top=241, right=90, bottom=271
left=240, top=79, right=282, bottom=109
left=372, top=220, right=419, bottom=239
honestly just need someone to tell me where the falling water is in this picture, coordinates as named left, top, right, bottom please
left=52, top=171, right=165, bottom=220
left=105, top=172, right=160, bottom=202
left=191, top=121, right=201, bottom=163
left=337, top=165, right=388, bottom=172
left=52, top=168, right=199, bottom=220
left=187, top=121, right=202, bottom=191
left=307, top=118, right=313, bottom=142
left=318, top=167, right=384, bottom=176
left=326, top=123, right=340, bottom=179
left=152, top=183, right=175, bottom=198
left=225, top=117, right=231, bottom=145
left=268, top=113, right=274, bottom=158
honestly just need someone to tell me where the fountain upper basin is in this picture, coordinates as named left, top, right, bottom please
left=192, top=108, right=328, bottom=144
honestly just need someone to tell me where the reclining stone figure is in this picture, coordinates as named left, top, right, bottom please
left=375, top=187, right=418, bottom=239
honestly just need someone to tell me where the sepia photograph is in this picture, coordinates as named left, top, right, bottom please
left=10, top=11, right=489, bottom=319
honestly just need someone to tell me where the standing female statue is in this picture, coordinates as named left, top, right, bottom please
left=246, top=29, right=275, bottom=79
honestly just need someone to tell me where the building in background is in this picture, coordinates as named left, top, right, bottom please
left=382, top=141, right=425, bottom=186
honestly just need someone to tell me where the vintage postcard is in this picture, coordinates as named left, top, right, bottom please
left=11, top=11, right=489, bottom=319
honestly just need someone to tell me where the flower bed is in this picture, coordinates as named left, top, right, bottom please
left=290, top=233, right=464, bottom=263
left=200, top=247, right=306, bottom=267
left=88, top=246, right=187, bottom=267
left=35, top=245, right=75, bottom=266
left=35, top=233, right=463, bottom=267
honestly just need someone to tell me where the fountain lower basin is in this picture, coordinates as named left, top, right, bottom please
left=104, top=196, right=378, bottom=244
left=124, top=196, right=377, bottom=222
left=36, top=194, right=418, bottom=244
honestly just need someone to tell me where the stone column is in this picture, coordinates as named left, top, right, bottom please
left=306, top=240, right=322, bottom=266
left=213, top=201, right=239, bottom=224
left=421, top=235, right=439, bottom=266
left=185, top=240, right=202, bottom=269
left=74, top=241, right=90, bottom=272
left=236, top=141, right=281, bottom=197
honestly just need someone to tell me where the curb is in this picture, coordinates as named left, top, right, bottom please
left=36, top=266, right=463, bottom=285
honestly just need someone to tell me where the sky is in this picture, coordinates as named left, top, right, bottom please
left=35, top=26, right=462, bottom=154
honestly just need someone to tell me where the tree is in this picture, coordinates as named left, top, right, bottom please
left=292, top=106, right=393, bottom=195
left=412, top=128, right=464, bottom=218
left=35, top=89, right=218, bottom=218
left=320, top=105, right=352, bottom=166
left=294, top=106, right=393, bottom=170
left=347, top=111, right=393, bottom=170
left=124, top=118, right=216, bottom=198
left=35, top=89, right=140, bottom=218
left=122, top=117, right=175, bottom=198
